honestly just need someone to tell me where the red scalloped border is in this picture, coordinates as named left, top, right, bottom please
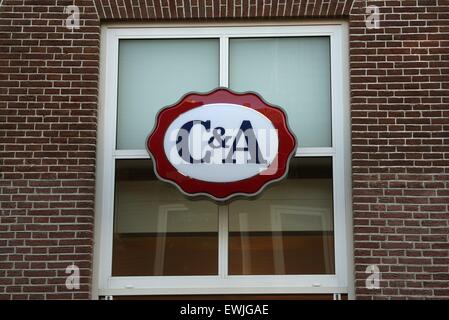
left=146, top=88, right=297, bottom=201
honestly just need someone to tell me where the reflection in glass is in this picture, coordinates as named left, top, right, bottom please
left=112, top=159, right=219, bottom=276
left=228, top=157, right=335, bottom=275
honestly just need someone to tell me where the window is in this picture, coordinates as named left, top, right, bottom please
left=228, top=157, right=334, bottom=276
left=112, top=159, right=219, bottom=276
left=96, top=24, right=350, bottom=297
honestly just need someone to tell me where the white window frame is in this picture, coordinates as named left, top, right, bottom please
left=94, top=23, right=352, bottom=298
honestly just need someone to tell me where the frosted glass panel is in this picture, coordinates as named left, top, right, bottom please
left=117, top=39, right=219, bottom=150
left=229, top=37, right=331, bottom=147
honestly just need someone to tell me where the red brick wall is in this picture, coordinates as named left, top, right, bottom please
left=0, top=0, right=448, bottom=300
left=350, top=0, right=449, bottom=299
left=0, top=0, right=100, bottom=299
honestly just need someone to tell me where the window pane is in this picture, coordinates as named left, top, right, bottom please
left=229, top=37, right=331, bottom=147
left=112, top=159, right=219, bottom=276
left=228, top=157, right=334, bottom=275
left=117, top=39, right=220, bottom=149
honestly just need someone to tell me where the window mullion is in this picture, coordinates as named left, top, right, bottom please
left=219, top=36, right=229, bottom=87
left=218, top=205, right=229, bottom=277
left=295, top=147, right=335, bottom=157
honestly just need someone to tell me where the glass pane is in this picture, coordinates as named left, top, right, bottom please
left=228, top=157, right=334, bottom=275
left=229, top=37, right=331, bottom=147
left=112, top=159, right=219, bottom=276
left=117, top=39, right=219, bottom=149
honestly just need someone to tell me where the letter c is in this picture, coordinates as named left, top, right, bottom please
left=176, top=120, right=211, bottom=163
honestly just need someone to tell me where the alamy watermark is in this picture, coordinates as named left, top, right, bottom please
left=64, top=5, right=80, bottom=31
left=365, top=264, right=381, bottom=290
left=65, top=264, right=80, bottom=290
left=63, top=3, right=380, bottom=31
left=365, top=2, right=381, bottom=29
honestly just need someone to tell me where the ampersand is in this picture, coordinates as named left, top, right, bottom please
left=208, top=127, right=230, bottom=149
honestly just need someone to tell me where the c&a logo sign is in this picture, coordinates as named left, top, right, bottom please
left=147, top=88, right=296, bottom=202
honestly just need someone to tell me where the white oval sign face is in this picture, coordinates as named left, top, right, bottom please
left=163, top=103, right=279, bottom=183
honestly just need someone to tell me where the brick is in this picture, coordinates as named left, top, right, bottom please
left=1, top=0, right=449, bottom=301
